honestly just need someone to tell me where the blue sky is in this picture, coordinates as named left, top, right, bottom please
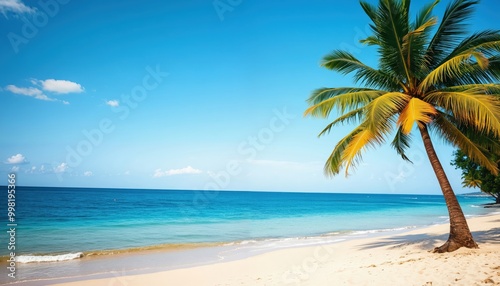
left=0, top=0, right=499, bottom=194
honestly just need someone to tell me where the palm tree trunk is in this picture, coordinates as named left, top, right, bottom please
left=418, top=125, right=478, bottom=253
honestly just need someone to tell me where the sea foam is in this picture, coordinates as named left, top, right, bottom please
left=351, top=225, right=417, bottom=235
left=16, top=252, right=84, bottom=263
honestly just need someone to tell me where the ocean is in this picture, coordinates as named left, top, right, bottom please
left=0, top=186, right=496, bottom=285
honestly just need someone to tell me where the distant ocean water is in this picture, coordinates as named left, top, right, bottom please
left=0, top=187, right=496, bottom=284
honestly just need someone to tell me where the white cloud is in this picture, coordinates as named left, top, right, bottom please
left=83, top=171, right=93, bottom=177
left=106, top=100, right=119, bottom=107
left=0, top=0, right=35, bottom=15
left=29, top=164, right=47, bottom=174
left=5, top=85, right=56, bottom=101
left=153, top=166, right=203, bottom=178
left=5, top=154, right=28, bottom=164
left=11, top=166, right=19, bottom=172
left=54, top=163, right=68, bottom=173
left=5, top=79, right=84, bottom=104
left=34, top=93, right=56, bottom=101
left=6, top=85, right=43, bottom=96
left=40, top=79, right=84, bottom=94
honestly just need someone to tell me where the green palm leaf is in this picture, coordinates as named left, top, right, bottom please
left=425, top=90, right=500, bottom=137
left=305, top=88, right=383, bottom=117
left=321, top=51, right=402, bottom=89
left=318, top=107, right=365, bottom=137
left=432, top=112, right=499, bottom=174
left=425, top=0, right=479, bottom=69
left=391, top=127, right=413, bottom=162
left=414, top=0, right=440, bottom=28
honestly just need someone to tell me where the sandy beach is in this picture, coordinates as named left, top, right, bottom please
left=52, top=213, right=500, bottom=286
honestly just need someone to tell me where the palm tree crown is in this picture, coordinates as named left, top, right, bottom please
left=305, top=0, right=500, bottom=252
left=305, top=0, right=500, bottom=176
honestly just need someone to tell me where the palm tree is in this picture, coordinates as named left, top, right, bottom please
left=305, top=0, right=500, bottom=252
left=462, top=173, right=482, bottom=188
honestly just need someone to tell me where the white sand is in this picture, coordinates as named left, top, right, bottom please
left=54, top=214, right=500, bottom=286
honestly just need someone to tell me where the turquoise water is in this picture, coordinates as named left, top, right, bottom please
left=1, top=187, right=495, bottom=258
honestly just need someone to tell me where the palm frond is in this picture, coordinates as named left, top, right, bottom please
left=462, top=173, right=482, bottom=188
left=360, top=35, right=381, bottom=46
left=472, top=51, right=489, bottom=69
left=418, top=52, right=480, bottom=93
left=444, top=31, right=500, bottom=60
left=414, top=0, right=440, bottom=28
left=318, top=107, right=365, bottom=137
left=324, top=126, right=364, bottom=176
left=426, top=90, right=500, bottom=138
left=304, top=88, right=383, bottom=118
left=405, top=17, right=438, bottom=39
left=459, top=130, right=500, bottom=157
left=403, top=16, right=438, bottom=79
left=444, top=55, right=500, bottom=86
left=360, top=1, right=379, bottom=24
left=442, top=83, right=500, bottom=93
left=321, top=50, right=403, bottom=89
left=365, top=92, right=410, bottom=133
left=391, top=127, right=413, bottom=162
left=432, top=112, right=499, bottom=174
left=321, top=50, right=368, bottom=74
left=340, top=127, right=383, bottom=176
left=397, top=97, right=437, bottom=134
left=374, top=0, right=412, bottom=82
left=425, top=0, right=479, bottom=69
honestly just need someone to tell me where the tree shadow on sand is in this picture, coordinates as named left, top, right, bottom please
left=357, top=227, right=500, bottom=251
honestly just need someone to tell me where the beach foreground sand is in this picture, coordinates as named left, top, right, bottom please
left=54, top=214, right=500, bottom=286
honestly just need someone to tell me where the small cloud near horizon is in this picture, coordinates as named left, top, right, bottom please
left=54, top=163, right=68, bottom=173
left=83, top=171, right=93, bottom=177
left=153, top=166, right=203, bottom=178
left=106, top=100, right=119, bottom=107
left=5, top=154, right=28, bottom=164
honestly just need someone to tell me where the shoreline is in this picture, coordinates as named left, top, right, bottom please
left=6, top=207, right=492, bottom=264
left=4, top=226, right=415, bottom=285
left=12, top=212, right=499, bottom=286
left=2, top=218, right=442, bottom=266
